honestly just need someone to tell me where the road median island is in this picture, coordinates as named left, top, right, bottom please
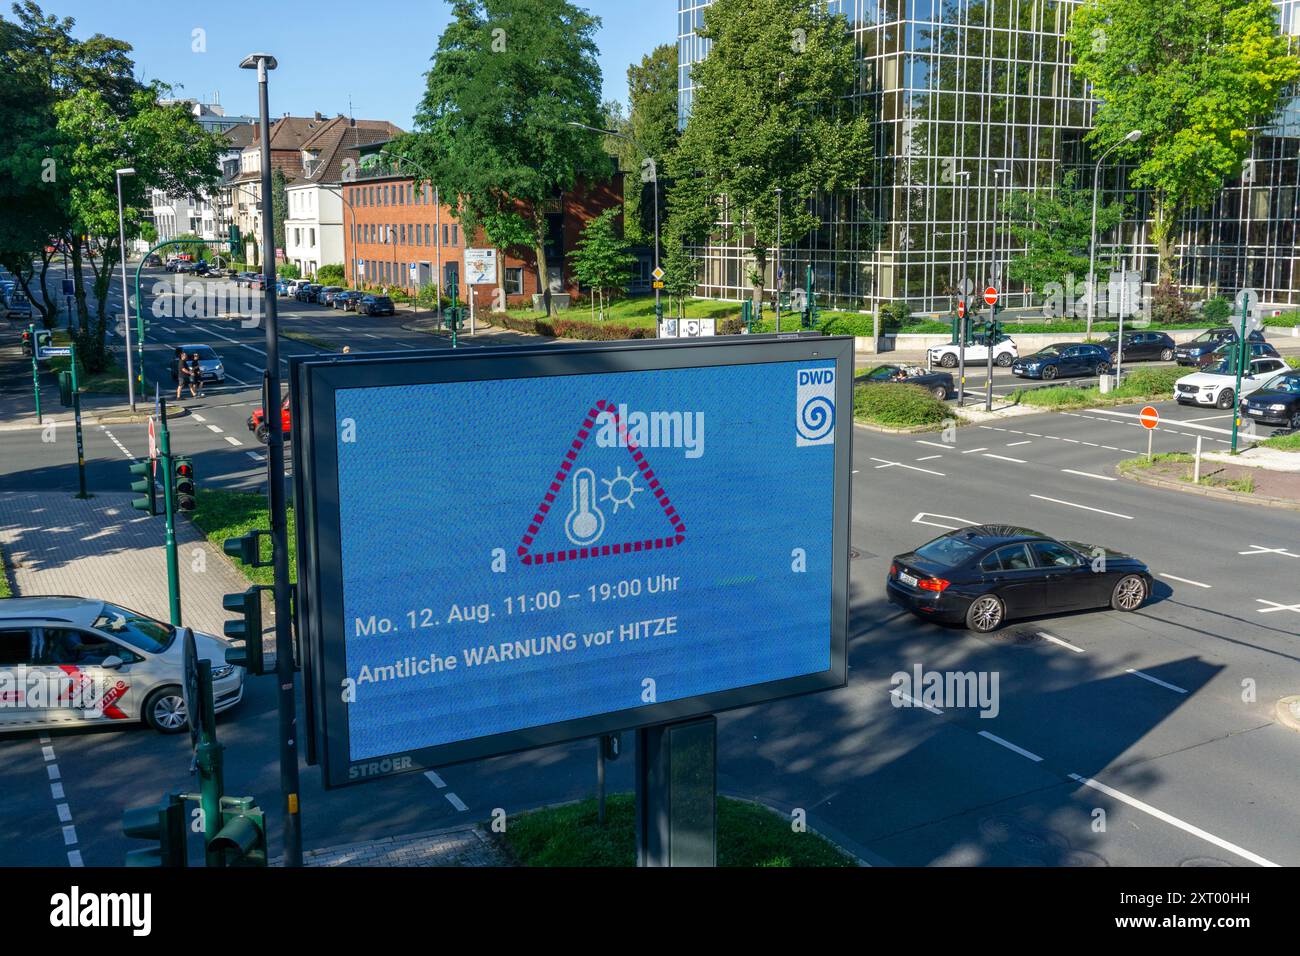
left=493, top=793, right=857, bottom=867
left=1010, top=367, right=1182, bottom=411
left=1117, top=452, right=1300, bottom=510
left=853, top=381, right=959, bottom=431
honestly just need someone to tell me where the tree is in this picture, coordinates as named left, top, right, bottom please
left=567, top=208, right=635, bottom=320
left=1069, top=0, right=1300, bottom=286
left=608, top=44, right=680, bottom=247
left=660, top=230, right=698, bottom=318
left=668, top=0, right=871, bottom=310
left=408, top=0, right=609, bottom=317
left=1003, top=171, right=1127, bottom=301
left=271, top=169, right=288, bottom=256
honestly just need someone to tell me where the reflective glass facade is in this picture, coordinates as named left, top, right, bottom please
left=677, top=0, right=1300, bottom=311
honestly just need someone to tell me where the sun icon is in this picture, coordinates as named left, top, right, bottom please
left=600, top=466, right=644, bottom=513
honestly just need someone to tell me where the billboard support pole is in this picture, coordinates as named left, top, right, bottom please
left=635, top=716, right=717, bottom=867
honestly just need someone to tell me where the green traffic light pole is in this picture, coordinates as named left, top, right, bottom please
left=180, top=659, right=225, bottom=867
left=158, top=395, right=182, bottom=626
left=69, top=342, right=87, bottom=499
left=1230, top=297, right=1250, bottom=454
left=28, top=324, right=41, bottom=425
left=132, top=237, right=235, bottom=399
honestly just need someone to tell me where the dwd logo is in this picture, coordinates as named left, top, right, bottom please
left=796, top=367, right=835, bottom=447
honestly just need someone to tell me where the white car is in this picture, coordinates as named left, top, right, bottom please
left=1174, top=356, right=1289, bottom=409
left=0, top=596, right=244, bottom=734
left=928, top=335, right=1018, bottom=369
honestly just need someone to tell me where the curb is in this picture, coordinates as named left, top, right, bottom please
left=1275, top=697, right=1300, bottom=735
left=853, top=419, right=950, bottom=435
left=1117, top=462, right=1300, bottom=511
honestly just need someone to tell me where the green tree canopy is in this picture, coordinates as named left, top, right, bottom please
left=407, top=0, right=610, bottom=316
left=567, top=207, right=635, bottom=320
left=1069, top=0, right=1300, bottom=285
left=668, top=0, right=871, bottom=308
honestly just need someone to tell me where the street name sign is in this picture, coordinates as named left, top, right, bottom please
left=293, top=337, right=852, bottom=787
left=39, top=346, right=72, bottom=358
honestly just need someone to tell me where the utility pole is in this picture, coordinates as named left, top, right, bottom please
left=240, top=50, right=303, bottom=868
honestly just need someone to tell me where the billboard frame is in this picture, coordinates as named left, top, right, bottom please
left=293, top=336, right=854, bottom=789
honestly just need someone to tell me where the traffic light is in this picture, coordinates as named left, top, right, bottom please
left=223, top=529, right=271, bottom=568
left=122, top=791, right=188, bottom=867
left=172, top=456, right=196, bottom=513
left=228, top=224, right=241, bottom=256
left=223, top=586, right=265, bottom=675
left=742, top=300, right=753, bottom=333
left=654, top=299, right=664, bottom=324
left=21, top=328, right=32, bottom=356
left=57, top=371, right=74, bottom=408
left=210, top=796, right=267, bottom=867
left=129, top=460, right=158, bottom=515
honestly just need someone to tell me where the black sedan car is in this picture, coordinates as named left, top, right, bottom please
left=1175, top=326, right=1265, bottom=366
left=858, top=364, right=955, bottom=400
left=1103, top=330, right=1176, bottom=363
left=887, top=525, right=1152, bottom=632
left=1011, top=342, right=1111, bottom=380
left=333, top=290, right=364, bottom=310
left=359, top=294, right=396, bottom=317
left=1239, top=370, right=1300, bottom=430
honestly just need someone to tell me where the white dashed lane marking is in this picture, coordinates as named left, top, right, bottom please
left=1125, top=669, right=1188, bottom=694
left=1160, top=573, right=1212, bottom=589
left=978, top=731, right=1044, bottom=762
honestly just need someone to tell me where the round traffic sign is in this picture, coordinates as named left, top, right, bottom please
left=984, top=287, right=999, bottom=306
left=1139, top=405, right=1160, bottom=430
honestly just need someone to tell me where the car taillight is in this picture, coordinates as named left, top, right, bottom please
left=889, top=562, right=898, bottom=577
left=917, top=577, right=950, bottom=592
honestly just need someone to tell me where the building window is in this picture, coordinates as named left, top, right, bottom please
left=452, top=225, right=458, bottom=246
left=504, top=267, right=524, bottom=296
left=443, top=224, right=449, bottom=246
left=309, top=228, right=315, bottom=247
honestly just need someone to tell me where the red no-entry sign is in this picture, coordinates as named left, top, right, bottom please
left=1139, top=406, right=1160, bottom=430
left=957, top=300, right=966, bottom=318
left=984, top=287, right=999, bottom=306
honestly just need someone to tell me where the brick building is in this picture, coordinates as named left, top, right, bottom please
left=339, top=152, right=623, bottom=311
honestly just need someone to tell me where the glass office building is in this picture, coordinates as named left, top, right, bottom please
left=677, top=0, right=1300, bottom=312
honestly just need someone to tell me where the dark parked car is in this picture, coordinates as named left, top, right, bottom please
left=859, top=363, right=954, bottom=400
left=1175, top=327, right=1265, bottom=366
left=1103, top=330, right=1176, bottom=363
left=144, top=253, right=163, bottom=267
left=5, top=294, right=33, bottom=320
left=887, top=525, right=1153, bottom=633
left=296, top=283, right=323, bottom=303
left=1239, top=370, right=1300, bottom=430
left=1011, top=342, right=1111, bottom=380
left=318, top=287, right=345, bottom=306
left=333, top=290, right=364, bottom=311
left=359, top=295, right=395, bottom=316
left=1191, top=339, right=1279, bottom=370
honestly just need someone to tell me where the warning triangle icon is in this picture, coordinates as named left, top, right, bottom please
left=517, top=399, right=687, bottom=566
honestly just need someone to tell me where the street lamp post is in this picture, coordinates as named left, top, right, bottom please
left=775, top=187, right=783, bottom=333
left=240, top=50, right=302, bottom=869
left=1087, top=129, right=1142, bottom=339
left=955, top=169, right=971, bottom=406
left=987, top=167, right=1009, bottom=412
left=567, top=122, right=661, bottom=334
left=115, top=167, right=137, bottom=410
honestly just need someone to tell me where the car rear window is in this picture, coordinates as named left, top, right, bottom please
left=915, top=535, right=981, bottom=568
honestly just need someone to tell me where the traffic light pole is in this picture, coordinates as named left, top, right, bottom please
left=1230, top=298, right=1249, bottom=454
left=188, top=659, right=226, bottom=868
left=159, top=396, right=182, bottom=626
left=69, top=342, right=87, bottom=500
left=252, top=54, right=304, bottom=869
left=29, top=324, right=41, bottom=425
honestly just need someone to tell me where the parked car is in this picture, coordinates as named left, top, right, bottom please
left=887, top=525, right=1152, bottom=633
left=144, top=253, right=163, bottom=267
left=859, top=363, right=955, bottom=400
left=170, top=344, right=226, bottom=384
left=318, top=287, right=345, bottom=306
left=333, top=290, right=364, bottom=311
left=5, top=294, right=33, bottom=320
left=1189, top=339, right=1280, bottom=370
left=1011, top=342, right=1111, bottom=379
left=1174, top=327, right=1265, bottom=366
left=359, top=295, right=396, bottom=317
left=296, top=283, right=323, bottom=303
left=248, top=394, right=291, bottom=444
left=1239, top=370, right=1300, bottom=430
left=1102, top=330, right=1176, bottom=363
left=1175, top=356, right=1289, bottom=409
left=0, top=596, right=244, bottom=734
left=928, top=334, right=1018, bottom=369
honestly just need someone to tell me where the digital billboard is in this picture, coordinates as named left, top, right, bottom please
left=295, top=337, right=853, bottom=787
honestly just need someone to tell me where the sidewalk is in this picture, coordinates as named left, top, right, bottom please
left=0, top=491, right=249, bottom=638
left=272, top=822, right=507, bottom=867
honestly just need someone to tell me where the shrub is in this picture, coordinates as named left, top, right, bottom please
left=1201, top=296, right=1232, bottom=323
left=818, top=312, right=875, bottom=337
left=878, top=300, right=912, bottom=331
left=277, top=262, right=301, bottom=280
left=487, top=312, right=653, bottom=341
left=1113, top=366, right=1182, bottom=397
left=1149, top=283, right=1192, bottom=325
left=853, top=383, right=951, bottom=427
left=315, top=263, right=345, bottom=284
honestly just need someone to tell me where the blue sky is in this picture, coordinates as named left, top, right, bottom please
left=36, top=0, right=673, bottom=128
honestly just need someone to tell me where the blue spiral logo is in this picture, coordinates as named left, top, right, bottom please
left=797, top=395, right=835, bottom=441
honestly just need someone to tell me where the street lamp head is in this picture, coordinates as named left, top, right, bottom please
left=116, top=167, right=136, bottom=177
left=239, top=53, right=278, bottom=70
left=1125, top=129, right=1143, bottom=142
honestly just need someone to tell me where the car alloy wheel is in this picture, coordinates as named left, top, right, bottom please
left=1042, top=365, right=1058, bottom=380
left=1111, top=575, right=1146, bottom=612
left=255, top=423, right=270, bottom=445
left=144, top=687, right=188, bottom=733
left=1096, top=361, right=1111, bottom=375
left=1160, top=348, right=1175, bottom=361
left=1290, top=412, right=1300, bottom=431
left=931, top=385, right=947, bottom=400
left=966, top=595, right=1004, bottom=632
left=995, top=352, right=1013, bottom=367
left=1216, top=389, right=1235, bottom=409
left=940, top=353, right=957, bottom=368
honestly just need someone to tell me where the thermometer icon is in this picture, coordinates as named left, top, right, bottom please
left=564, top=467, right=605, bottom=546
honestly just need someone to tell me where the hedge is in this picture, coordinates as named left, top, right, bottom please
left=490, top=311, right=655, bottom=340
left=853, top=383, right=953, bottom=427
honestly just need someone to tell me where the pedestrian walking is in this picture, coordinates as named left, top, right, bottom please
left=184, top=351, right=202, bottom=399
left=173, top=347, right=186, bottom=400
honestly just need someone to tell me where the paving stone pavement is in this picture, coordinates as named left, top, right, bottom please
left=273, top=822, right=508, bottom=867
left=0, top=490, right=249, bottom=638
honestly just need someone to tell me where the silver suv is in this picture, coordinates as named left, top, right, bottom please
left=0, top=596, right=244, bottom=733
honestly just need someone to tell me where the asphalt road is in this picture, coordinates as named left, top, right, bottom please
left=2, top=269, right=1298, bottom=867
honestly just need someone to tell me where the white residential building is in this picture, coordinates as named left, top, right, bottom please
left=285, top=184, right=342, bottom=277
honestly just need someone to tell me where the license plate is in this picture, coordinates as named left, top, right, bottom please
left=899, top=571, right=918, bottom=587
left=1247, top=409, right=1265, bottom=417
